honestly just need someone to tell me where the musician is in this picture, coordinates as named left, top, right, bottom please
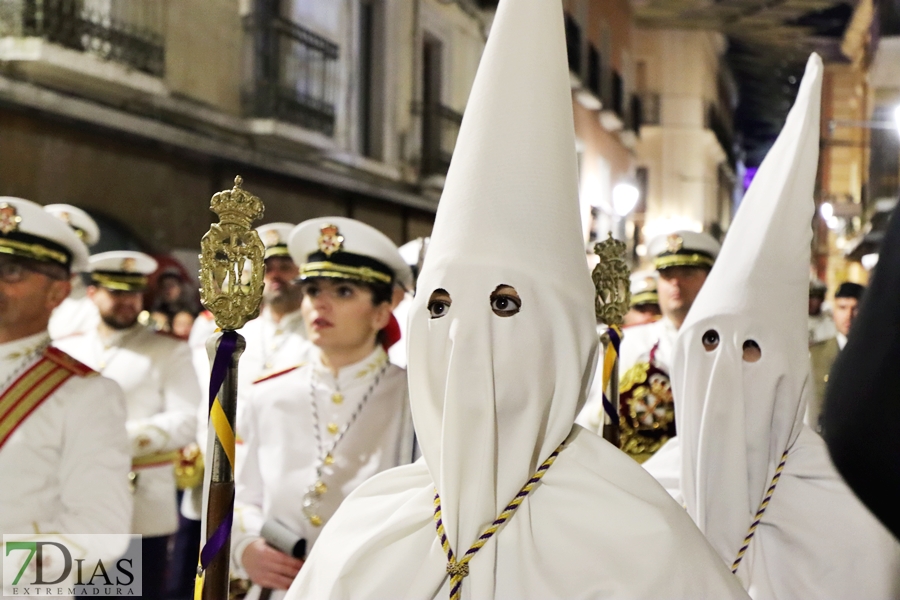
left=0, top=197, right=132, bottom=589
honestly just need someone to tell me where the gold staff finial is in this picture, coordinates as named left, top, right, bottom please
left=592, top=232, right=631, bottom=326
left=199, top=175, right=266, bottom=330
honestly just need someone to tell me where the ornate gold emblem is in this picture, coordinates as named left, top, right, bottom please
left=57, top=211, right=71, bottom=224
left=317, top=224, right=344, bottom=257
left=0, top=204, right=22, bottom=235
left=121, top=257, right=136, bottom=272
left=618, top=359, right=676, bottom=463
left=199, top=176, right=266, bottom=330
left=592, top=233, right=631, bottom=326
left=666, top=234, right=683, bottom=253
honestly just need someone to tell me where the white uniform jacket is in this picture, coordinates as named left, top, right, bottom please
left=0, top=333, right=133, bottom=589
left=576, top=317, right=679, bottom=432
left=240, top=307, right=311, bottom=380
left=232, top=346, right=414, bottom=598
left=57, top=324, right=199, bottom=536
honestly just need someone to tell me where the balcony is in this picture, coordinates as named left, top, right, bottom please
left=0, top=0, right=164, bottom=76
left=243, top=16, right=339, bottom=137
left=421, top=103, right=463, bottom=177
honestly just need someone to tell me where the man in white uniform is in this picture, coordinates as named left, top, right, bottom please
left=56, top=250, right=199, bottom=599
left=644, top=54, right=900, bottom=599
left=0, top=197, right=132, bottom=589
left=45, top=203, right=101, bottom=339
left=285, top=2, right=748, bottom=598
left=577, top=229, right=720, bottom=461
left=238, top=222, right=311, bottom=379
left=231, top=217, right=415, bottom=598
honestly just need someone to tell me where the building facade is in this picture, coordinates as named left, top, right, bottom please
left=562, top=0, right=640, bottom=258
left=0, top=0, right=488, bottom=262
left=630, top=28, right=737, bottom=255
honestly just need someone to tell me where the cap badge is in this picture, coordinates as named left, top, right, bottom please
left=58, top=211, right=71, bottom=224
left=264, top=229, right=280, bottom=248
left=666, top=234, right=683, bottom=253
left=317, top=224, right=344, bottom=257
left=0, top=204, right=22, bottom=235
left=121, top=257, right=137, bottom=272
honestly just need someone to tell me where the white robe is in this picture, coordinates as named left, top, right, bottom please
left=288, top=426, right=748, bottom=599
left=644, top=429, right=900, bottom=599
left=232, top=346, right=414, bottom=599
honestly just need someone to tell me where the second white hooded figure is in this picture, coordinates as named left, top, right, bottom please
left=643, top=54, right=900, bottom=599
left=284, top=1, right=748, bottom=599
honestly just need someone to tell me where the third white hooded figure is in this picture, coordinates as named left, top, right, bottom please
left=284, top=1, right=748, bottom=598
left=644, top=54, right=900, bottom=599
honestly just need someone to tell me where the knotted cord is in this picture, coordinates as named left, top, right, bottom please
left=433, top=443, right=564, bottom=600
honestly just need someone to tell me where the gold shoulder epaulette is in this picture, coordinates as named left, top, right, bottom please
left=44, top=346, right=97, bottom=377
left=253, top=363, right=305, bottom=384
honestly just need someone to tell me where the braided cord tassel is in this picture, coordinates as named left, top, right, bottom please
left=433, top=443, right=563, bottom=600
left=731, top=450, right=790, bottom=573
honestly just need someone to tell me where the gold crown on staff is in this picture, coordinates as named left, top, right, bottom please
left=199, top=175, right=266, bottom=331
left=592, top=233, right=631, bottom=327
left=210, top=176, right=265, bottom=229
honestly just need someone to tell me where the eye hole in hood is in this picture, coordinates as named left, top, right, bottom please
left=743, top=340, right=762, bottom=362
left=702, top=329, right=720, bottom=351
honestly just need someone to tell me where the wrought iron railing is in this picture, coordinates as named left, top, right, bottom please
left=586, top=44, right=601, bottom=98
left=421, top=103, right=463, bottom=177
left=640, top=92, right=661, bottom=125
left=610, top=71, right=624, bottom=116
left=243, top=16, right=339, bottom=137
left=628, top=94, right=643, bottom=134
left=0, top=0, right=165, bottom=77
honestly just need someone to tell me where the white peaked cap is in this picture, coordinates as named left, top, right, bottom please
left=89, top=250, right=158, bottom=275
left=288, top=216, right=413, bottom=291
left=256, top=222, right=294, bottom=259
left=397, top=237, right=429, bottom=268
left=44, top=204, right=101, bottom=247
left=89, top=250, right=158, bottom=291
left=0, top=197, right=90, bottom=272
left=675, top=54, right=823, bottom=568
left=408, top=0, right=598, bottom=566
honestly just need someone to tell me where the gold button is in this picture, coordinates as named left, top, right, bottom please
left=309, top=515, right=322, bottom=527
left=327, top=422, right=339, bottom=435
left=324, top=453, right=334, bottom=465
left=824, top=374, right=829, bottom=382
left=331, top=392, right=343, bottom=404
left=314, top=480, right=328, bottom=494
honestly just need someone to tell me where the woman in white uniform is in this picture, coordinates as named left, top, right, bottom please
left=230, top=216, right=414, bottom=599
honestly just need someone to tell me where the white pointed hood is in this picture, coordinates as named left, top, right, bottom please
left=676, top=54, right=822, bottom=567
left=408, top=0, right=597, bottom=557
left=284, top=2, right=753, bottom=598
